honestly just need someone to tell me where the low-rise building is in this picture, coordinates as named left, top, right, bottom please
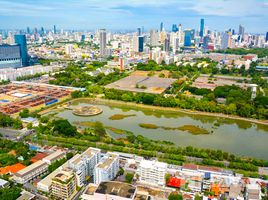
left=94, top=152, right=119, bottom=184
left=13, top=160, right=48, bottom=184
left=92, top=181, right=137, bottom=200
left=13, top=150, right=66, bottom=184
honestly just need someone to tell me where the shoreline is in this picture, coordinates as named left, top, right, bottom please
left=70, top=97, right=268, bottom=126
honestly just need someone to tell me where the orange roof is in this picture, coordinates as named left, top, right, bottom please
left=30, top=153, right=48, bottom=163
left=0, top=163, right=26, bottom=175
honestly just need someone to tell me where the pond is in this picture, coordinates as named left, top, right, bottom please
left=54, top=99, right=268, bottom=160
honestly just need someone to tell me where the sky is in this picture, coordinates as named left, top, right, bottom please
left=0, top=0, right=267, bottom=33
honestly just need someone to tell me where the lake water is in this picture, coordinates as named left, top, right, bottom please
left=55, top=100, right=268, bottom=160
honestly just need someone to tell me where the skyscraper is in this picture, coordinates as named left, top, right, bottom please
left=53, top=25, right=56, bottom=34
left=221, top=32, right=230, bottom=49
left=163, top=34, right=170, bottom=52
left=238, top=25, right=245, bottom=40
left=199, top=19, right=205, bottom=37
left=14, top=34, right=28, bottom=66
left=184, top=29, right=192, bottom=47
left=137, top=28, right=142, bottom=36
left=172, top=24, right=178, bottom=32
left=150, top=29, right=159, bottom=47
left=99, top=29, right=107, bottom=56
left=26, top=27, right=30, bottom=34
left=160, top=22, right=164, bottom=32
left=138, top=36, right=144, bottom=53
left=40, top=27, right=45, bottom=36
left=266, top=32, right=268, bottom=42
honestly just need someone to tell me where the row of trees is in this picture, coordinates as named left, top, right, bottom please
left=103, top=88, right=268, bottom=119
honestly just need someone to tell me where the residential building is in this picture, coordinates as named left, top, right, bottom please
left=51, top=169, right=77, bottom=200
left=94, top=152, right=119, bottom=184
left=0, top=44, right=21, bottom=69
left=69, top=147, right=101, bottom=187
left=137, top=160, right=167, bottom=186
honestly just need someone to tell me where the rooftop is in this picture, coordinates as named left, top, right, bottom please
left=0, top=163, right=26, bottom=175
left=95, top=181, right=137, bottom=199
left=53, top=169, right=74, bottom=184
left=96, top=153, right=118, bottom=170
left=140, top=160, right=167, bottom=169
left=30, top=153, right=48, bottom=163
left=43, top=150, right=65, bottom=163
left=15, top=160, right=47, bottom=177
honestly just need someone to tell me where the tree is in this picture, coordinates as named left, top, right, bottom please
left=52, top=120, right=77, bottom=136
left=125, top=173, right=134, bottom=183
left=93, top=121, right=106, bottom=137
left=194, top=194, right=202, bottom=200
left=26, top=123, right=33, bottom=130
left=71, top=91, right=83, bottom=98
left=168, top=192, right=183, bottom=200
left=19, top=108, right=30, bottom=118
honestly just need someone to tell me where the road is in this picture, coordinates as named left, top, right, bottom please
left=0, top=127, right=22, bottom=141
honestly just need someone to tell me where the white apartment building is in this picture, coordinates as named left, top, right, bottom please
left=68, top=147, right=101, bottom=187
left=94, top=152, right=119, bottom=184
left=137, top=160, right=167, bottom=186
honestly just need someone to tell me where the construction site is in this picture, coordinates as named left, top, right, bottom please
left=0, top=82, right=72, bottom=115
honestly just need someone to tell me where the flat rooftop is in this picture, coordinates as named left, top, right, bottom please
left=105, top=75, right=176, bottom=94
left=96, top=153, right=118, bottom=170
left=95, top=181, right=136, bottom=199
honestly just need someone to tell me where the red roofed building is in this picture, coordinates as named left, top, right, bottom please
left=30, top=153, right=48, bottom=163
left=167, top=177, right=186, bottom=188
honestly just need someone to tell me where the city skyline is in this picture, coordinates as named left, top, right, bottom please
left=0, top=0, right=267, bottom=33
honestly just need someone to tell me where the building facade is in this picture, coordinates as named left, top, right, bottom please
left=14, top=35, right=28, bottom=66
left=0, top=44, right=22, bottom=69
left=137, top=160, right=167, bottom=186
left=51, top=169, right=77, bottom=200
left=94, top=152, right=119, bottom=184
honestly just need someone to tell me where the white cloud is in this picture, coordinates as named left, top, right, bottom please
left=185, top=0, right=268, bottom=17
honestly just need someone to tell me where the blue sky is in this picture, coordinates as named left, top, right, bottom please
left=0, top=0, right=267, bottom=33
